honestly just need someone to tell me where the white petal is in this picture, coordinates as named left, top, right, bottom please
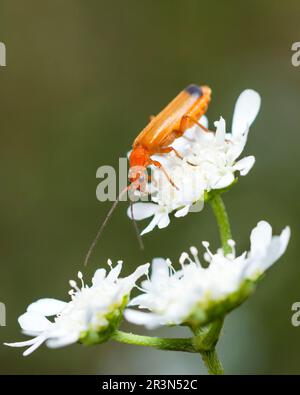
left=200, top=115, right=209, bottom=129
left=133, top=262, right=150, bottom=278
left=18, top=312, right=51, bottom=332
left=124, top=309, right=159, bottom=327
left=212, top=172, right=235, bottom=189
left=23, top=336, right=47, bottom=356
left=279, top=226, right=291, bottom=256
left=46, top=332, right=79, bottom=348
left=234, top=156, right=255, bottom=176
left=92, top=268, right=107, bottom=286
left=151, top=258, right=169, bottom=282
left=128, top=293, right=151, bottom=307
left=247, top=223, right=291, bottom=275
left=215, top=117, right=226, bottom=144
left=141, top=214, right=160, bottom=236
left=106, top=262, right=123, bottom=282
left=259, top=226, right=291, bottom=270
left=227, top=130, right=249, bottom=161
left=158, top=213, right=170, bottom=229
left=127, top=202, right=158, bottom=220
left=4, top=337, right=41, bottom=348
left=124, top=263, right=150, bottom=291
left=5, top=335, right=47, bottom=356
left=174, top=205, right=190, bottom=218
left=232, top=90, right=261, bottom=137
left=189, top=200, right=204, bottom=213
left=27, top=299, right=67, bottom=317
left=250, top=221, right=273, bottom=256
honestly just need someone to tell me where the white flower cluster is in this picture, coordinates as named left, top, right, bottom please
left=125, top=221, right=290, bottom=329
left=5, top=221, right=290, bottom=355
left=128, top=90, right=261, bottom=235
left=5, top=261, right=149, bottom=355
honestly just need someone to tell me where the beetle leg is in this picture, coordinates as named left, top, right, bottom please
left=179, top=115, right=214, bottom=134
left=159, top=146, right=199, bottom=167
left=159, top=146, right=184, bottom=160
left=149, top=159, right=179, bottom=190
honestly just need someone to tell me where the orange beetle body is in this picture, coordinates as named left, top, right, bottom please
left=129, top=84, right=211, bottom=184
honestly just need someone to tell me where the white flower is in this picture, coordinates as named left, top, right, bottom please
left=125, top=221, right=290, bottom=329
left=5, top=261, right=149, bottom=355
left=128, top=89, right=261, bottom=235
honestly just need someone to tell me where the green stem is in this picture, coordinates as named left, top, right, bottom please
left=209, top=194, right=232, bottom=256
left=192, top=319, right=224, bottom=375
left=111, top=330, right=196, bottom=353
left=192, top=194, right=232, bottom=374
left=193, top=318, right=224, bottom=351
left=200, top=349, right=224, bottom=375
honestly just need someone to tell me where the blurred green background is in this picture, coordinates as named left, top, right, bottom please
left=0, top=0, right=299, bottom=374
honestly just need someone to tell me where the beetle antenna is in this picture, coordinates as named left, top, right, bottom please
left=84, top=186, right=130, bottom=266
left=130, top=201, right=144, bottom=250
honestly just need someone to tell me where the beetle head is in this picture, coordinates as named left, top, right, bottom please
left=129, top=145, right=150, bottom=185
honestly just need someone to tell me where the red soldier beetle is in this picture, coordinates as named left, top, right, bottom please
left=84, top=84, right=212, bottom=265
